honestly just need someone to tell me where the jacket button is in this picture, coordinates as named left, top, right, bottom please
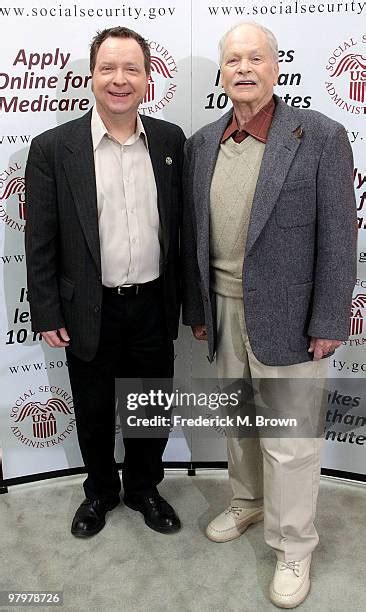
left=94, top=305, right=100, bottom=313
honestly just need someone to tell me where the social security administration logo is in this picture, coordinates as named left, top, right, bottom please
left=10, top=386, right=76, bottom=448
left=332, top=54, right=366, bottom=102
left=350, top=293, right=366, bottom=336
left=0, top=161, right=26, bottom=231
left=139, top=41, right=177, bottom=114
left=325, top=36, right=366, bottom=114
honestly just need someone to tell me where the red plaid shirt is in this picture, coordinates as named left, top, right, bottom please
left=221, top=97, right=275, bottom=144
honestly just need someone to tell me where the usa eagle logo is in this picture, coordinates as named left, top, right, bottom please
left=15, top=398, right=73, bottom=438
left=143, top=56, right=173, bottom=103
left=329, top=54, right=366, bottom=103
left=0, top=176, right=26, bottom=220
left=350, top=293, right=366, bottom=336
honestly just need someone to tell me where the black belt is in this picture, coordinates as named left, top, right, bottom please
left=102, top=276, right=161, bottom=296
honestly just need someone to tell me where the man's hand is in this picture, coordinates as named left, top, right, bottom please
left=308, top=337, right=342, bottom=360
left=41, top=327, right=70, bottom=348
left=192, top=324, right=208, bottom=341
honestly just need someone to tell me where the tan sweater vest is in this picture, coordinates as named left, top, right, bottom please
left=210, top=135, right=265, bottom=298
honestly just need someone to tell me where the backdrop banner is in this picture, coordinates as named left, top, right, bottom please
left=0, top=0, right=365, bottom=481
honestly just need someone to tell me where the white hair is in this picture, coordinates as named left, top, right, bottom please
left=218, top=21, right=279, bottom=65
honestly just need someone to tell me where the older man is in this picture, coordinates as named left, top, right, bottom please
left=182, top=22, right=356, bottom=608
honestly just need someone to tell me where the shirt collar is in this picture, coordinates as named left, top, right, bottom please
left=91, top=106, right=147, bottom=150
left=221, top=97, right=275, bottom=144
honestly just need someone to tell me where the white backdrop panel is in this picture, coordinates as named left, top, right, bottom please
left=0, top=0, right=365, bottom=480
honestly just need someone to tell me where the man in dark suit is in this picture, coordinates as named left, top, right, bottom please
left=182, top=22, right=356, bottom=608
left=25, top=26, right=184, bottom=537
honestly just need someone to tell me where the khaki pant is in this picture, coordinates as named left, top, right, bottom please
left=215, top=294, right=329, bottom=562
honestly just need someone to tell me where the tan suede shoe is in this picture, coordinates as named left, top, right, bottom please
left=269, top=554, right=311, bottom=608
left=206, top=505, right=264, bottom=542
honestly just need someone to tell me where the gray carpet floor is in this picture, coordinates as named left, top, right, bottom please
left=1, top=471, right=365, bottom=611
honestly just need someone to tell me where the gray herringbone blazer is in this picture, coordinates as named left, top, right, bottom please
left=182, top=95, right=357, bottom=365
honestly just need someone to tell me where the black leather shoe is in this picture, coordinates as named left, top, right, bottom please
left=71, top=496, right=120, bottom=538
left=124, top=493, right=181, bottom=534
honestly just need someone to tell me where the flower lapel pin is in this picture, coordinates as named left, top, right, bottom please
left=293, top=126, right=304, bottom=140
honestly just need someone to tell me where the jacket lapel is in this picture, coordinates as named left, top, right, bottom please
left=195, top=111, right=232, bottom=279
left=140, top=115, right=171, bottom=259
left=62, top=110, right=101, bottom=273
left=245, top=97, right=302, bottom=254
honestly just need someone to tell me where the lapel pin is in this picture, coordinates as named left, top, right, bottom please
left=293, top=126, right=304, bottom=139
left=165, top=156, right=173, bottom=165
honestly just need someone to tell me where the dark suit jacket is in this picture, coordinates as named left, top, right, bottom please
left=25, top=109, right=185, bottom=361
left=182, top=96, right=357, bottom=366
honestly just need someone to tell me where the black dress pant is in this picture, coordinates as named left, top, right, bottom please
left=66, top=280, right=174, bottom=501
